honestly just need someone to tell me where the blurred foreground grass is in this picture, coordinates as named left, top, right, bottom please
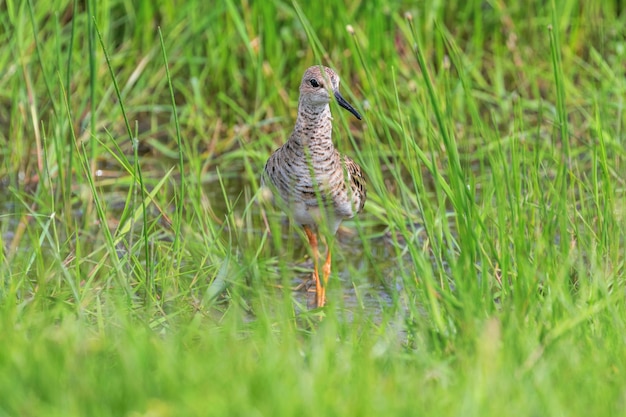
left=1, top=0, right=625, bottom=415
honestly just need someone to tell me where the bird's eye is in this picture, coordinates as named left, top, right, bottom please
left=309, top=79, right=320, bottom=88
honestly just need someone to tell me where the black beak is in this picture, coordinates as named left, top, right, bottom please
left=334, top=90, right=362, bottom=120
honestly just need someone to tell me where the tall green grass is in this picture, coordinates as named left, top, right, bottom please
left=1, top=0, right=625, bottom=415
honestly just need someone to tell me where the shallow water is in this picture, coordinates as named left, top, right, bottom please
left=0, top=162, right=426, bottom=330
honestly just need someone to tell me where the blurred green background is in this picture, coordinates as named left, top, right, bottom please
left=0, top=1, right=625, bottom=416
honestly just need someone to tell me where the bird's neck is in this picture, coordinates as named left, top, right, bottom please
left=289, top=102, right=334, bottom=148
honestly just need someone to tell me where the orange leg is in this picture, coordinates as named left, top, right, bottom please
left=319, top=248, right=332, bottom=307
left=303, top=226, right=333, bottom=308
left=303, top=226, right=322, bottom=306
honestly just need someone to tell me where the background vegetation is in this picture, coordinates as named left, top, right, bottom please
left=1, top=0, right=625, bottom=415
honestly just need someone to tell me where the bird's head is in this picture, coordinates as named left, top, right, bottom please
left=299, top=66, right=361, bottom=120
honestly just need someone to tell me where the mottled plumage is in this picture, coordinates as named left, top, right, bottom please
left=261, top=65, right=365, bottom=307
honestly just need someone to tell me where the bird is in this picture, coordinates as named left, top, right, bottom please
left=261, top=65, right=366, bottom=308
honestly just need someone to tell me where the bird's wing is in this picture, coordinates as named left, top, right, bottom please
left=344, top=155, right=367, bottom=213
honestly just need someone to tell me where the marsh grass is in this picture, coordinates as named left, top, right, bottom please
left=1, top=0, right=625, bottom=415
